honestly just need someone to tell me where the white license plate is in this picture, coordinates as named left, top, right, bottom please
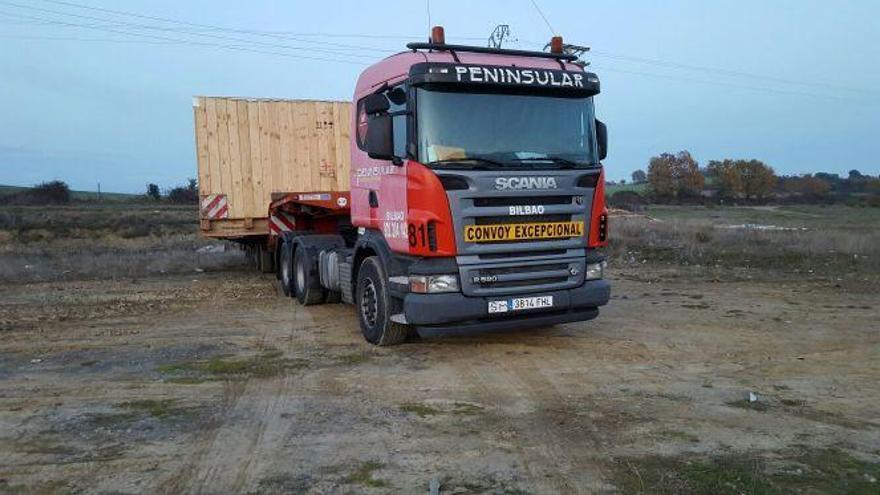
left=488, top=296, right=554, bottom=314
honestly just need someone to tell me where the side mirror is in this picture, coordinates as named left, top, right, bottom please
left=366, top=113, right=394, bottom=160
left=596, top=119, right=608, bottom=161
left=363, top=93, right=390, bottom=115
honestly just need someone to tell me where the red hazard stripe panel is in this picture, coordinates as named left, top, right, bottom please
left=200, top=194, right=228, bottom=219
left=268, top=213, right=295, bottom=235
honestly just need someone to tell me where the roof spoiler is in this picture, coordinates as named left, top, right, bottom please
left=406, top=42, right=578, bottom=62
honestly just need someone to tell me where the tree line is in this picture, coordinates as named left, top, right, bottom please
left=620, top=151, right=879, bottom=206
left=145, top=179, right=198, bottom=204
left=0, top=179, right=201, bottom=206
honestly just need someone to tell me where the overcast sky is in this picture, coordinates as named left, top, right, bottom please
left=1, top=0, right=878, bottom=192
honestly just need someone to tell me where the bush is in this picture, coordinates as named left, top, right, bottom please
left=146, top=183, right=161, bottom=201
left=167, top=178, right=198, bottom=204
left=608, top=191, right=648, bottom=211
left=1, top=181, right=71, bottom=205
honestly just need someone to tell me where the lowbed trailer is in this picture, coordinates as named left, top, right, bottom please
left=195, top=27, right=611, bottom=345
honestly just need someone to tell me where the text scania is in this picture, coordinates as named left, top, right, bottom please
left=495, top=177, right=558, bottom=190
left=454, top=66, right=585, bottom=88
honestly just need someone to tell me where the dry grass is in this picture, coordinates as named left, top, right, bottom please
left=0, top=204, right=244, bottom=283
left=4, top=203, right=877, bottom=284
left=607, top=205, right=880, bottom=279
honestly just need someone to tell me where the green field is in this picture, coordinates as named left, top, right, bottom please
left=606, top=182, right=648, bottom=195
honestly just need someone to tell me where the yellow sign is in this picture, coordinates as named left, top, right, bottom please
left=464, top=221, right=584, bottom=243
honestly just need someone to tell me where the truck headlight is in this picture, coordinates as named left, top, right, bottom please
left=585, top=261, right=606, bottom=281
left=410, top=274, right=460, bottom=293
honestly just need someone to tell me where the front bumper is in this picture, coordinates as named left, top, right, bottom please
left=402, top=279, right=611, bottom=335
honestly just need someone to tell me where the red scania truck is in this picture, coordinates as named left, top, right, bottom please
left=195, top=28, right=610, bottom=345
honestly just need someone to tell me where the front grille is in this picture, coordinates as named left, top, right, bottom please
left=474, top=214, right=570, bottom=225
left=463, top=260, right=581, bottom=296
left=473, top=195, right=571, bottom=207
left=477, top=249, right=567, bottom=260
left=487, top=277, right=568, bottom=289
left=480, top=263, right=568, bottom=276
left=446, top=171, right=591, bottom=259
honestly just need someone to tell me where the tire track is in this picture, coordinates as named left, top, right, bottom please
left=453, top=337, right=610, bottom=494
left=161, top=299, right=313, bottom=493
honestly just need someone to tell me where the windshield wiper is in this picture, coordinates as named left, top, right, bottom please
left=515, top=157, right=585, bottom=169
left=428, top=157, right=508, bottom=170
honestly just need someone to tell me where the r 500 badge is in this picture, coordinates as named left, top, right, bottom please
left=465, top=221, right=583, bottom=243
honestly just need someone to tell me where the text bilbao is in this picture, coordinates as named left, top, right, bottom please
left=453, top=66, right=586, bottom=88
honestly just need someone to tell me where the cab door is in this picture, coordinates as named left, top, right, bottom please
left=350, top=85, right=411, bottom=254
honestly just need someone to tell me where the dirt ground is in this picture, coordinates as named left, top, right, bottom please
left=1, top=259, right=878, bottom=494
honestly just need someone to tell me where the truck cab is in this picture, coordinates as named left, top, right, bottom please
left=339, top=30, right=611, bottom=343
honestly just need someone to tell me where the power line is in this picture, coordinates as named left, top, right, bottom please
left=37, top=0, right=490, bottom=41
left=590, top=65, right=866, bottom=101
left=590, top=50, right=880, bottom=96
left=29, top=0, right=402, bottom=54
left=0, top=1, right=389, bottom=59
left=528, top=0, right=555, bottom=35
left=0, top=9, right=368, bottom=66
left=10, top=0, right=876, bottom=100
left=516, top=38, right=879, bottom=96
left=0, top=34, right=180, bottom=44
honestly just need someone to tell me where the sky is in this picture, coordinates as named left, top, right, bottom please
left=1, top=0, right=879, bottom=192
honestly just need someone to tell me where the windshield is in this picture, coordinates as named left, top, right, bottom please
left=416, top=87, right=598, bottom=169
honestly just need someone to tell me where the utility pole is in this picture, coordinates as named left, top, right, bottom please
left=97, top=182, right=101, bottom=202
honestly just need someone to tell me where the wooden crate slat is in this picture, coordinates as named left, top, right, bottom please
left=194, top=97, right=351, bottom=236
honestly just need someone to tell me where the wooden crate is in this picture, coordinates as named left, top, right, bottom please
left=193, top=97, right=351, bottom=238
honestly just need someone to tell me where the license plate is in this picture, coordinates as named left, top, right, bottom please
left=488, top=296, right=554, bottom=314
left=464, top=221, right=584, bottom=243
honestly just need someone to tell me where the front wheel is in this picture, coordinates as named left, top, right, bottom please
left=355, top=257, right=408, bottom=346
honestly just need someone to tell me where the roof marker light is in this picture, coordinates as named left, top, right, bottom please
left=550, top=36, right=564, bottom=54
left=431, top=26, right=446, bottom=44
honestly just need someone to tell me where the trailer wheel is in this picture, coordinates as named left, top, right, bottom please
left=293, top=247, right=324, bottom=305
left=278, top=241, right=294, bottom=297
left=355, top=257, right=408, bottom=346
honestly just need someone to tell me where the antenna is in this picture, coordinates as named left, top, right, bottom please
left=487, top=24, right=514, bottom=48
left=426, top=0, right=431, bottom=40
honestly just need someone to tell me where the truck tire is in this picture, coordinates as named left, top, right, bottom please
left=278, top=241, right=294, bottom=297
left=355, top=256, right=408, bottom=346
left=293, top=247, right=324, bottom=305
